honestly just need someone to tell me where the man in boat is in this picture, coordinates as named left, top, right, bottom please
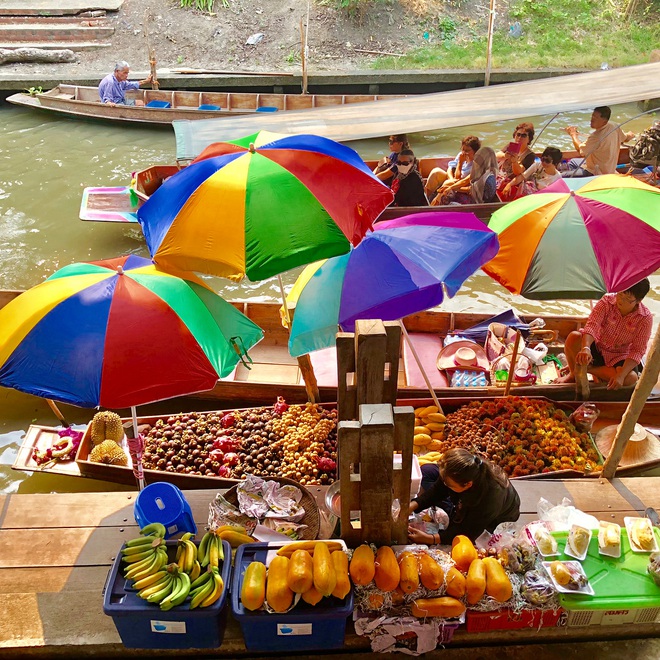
left=564, top=106, right=635, bottom=176
left=98, top=61, right=153, bottom=107
left=556, top=278, right=652, bottom=390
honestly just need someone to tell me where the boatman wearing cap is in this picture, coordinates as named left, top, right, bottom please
left=98, top=61, right=153, bottom=107
left=556, top=278, right=652, bottom=390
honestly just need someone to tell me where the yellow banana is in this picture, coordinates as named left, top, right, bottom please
left=122, top=547, right=156, bottom=563
left=190, top=567, right=212, bottom=590
left=198, top=531, right=213, bottom=567
left=146, top=574, right=175, bottom=604
left=125, top=535, right=157, bottom=548
left=208, top=535, right=219, bottom=568
left=189, top=575, right=215, bottom=609
left=122, top=538, right=160, bottom=556
left=185, top=540, right=198, bottom=573
left=139, top=522, right=167, bottom=538
left=138, top=574, right=173, bottom=599
left=200, top=571, right=224, bottom=608
left=189, top=560, right=201, bottom=581
left=158, top=575, right=182, bottom=610
left=124, top=550, right=158, bottom=577
left=127, top=549, right=167, bottom=581
left=132, top=569, right=168, bottom=591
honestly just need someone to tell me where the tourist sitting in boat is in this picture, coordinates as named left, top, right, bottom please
left=432, top=146, right=498, bottom=206
left=564, top=106, right=635, bottom=176
left=496, top=122, right=537, bottom=201
left=556, top=278, right=652, bottom=390
left=500, top=146, right=563, bottom=197
left=408, top=447, right=521, bottom=544
left=425, top=135, right=481, bottom=201
left=391, top=149, right=428, bottom=206
left=373, top=134, right=410, bottom=186
left=98, top=61, right=153, bottom=107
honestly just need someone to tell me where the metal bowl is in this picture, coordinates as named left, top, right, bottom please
left=324, top=479, right=341, bottom=517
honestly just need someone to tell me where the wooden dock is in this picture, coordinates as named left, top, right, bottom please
left=2, top=478, right=660, bottom=657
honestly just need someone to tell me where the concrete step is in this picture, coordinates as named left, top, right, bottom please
left=0, top=23, right=114, bottom=42
left=0, top=40, right=111, bottom=50
left=0, top=1, right=122, bottom=16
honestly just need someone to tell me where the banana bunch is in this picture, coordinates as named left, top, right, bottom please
left=189, top=565, right=224, bottom=609
left=198, top=529, right=225, bottom=569
left=122, top=523, right=169, bottom=581
left=417, top=451, right=443, bottom=466
left=412, top=406, right=447, bottom=456
left=176, top=532, right=202, bottom=581
left=134, top=564, right=192, bottom=611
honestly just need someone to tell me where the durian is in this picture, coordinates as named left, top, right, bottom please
left=631, top=519, right=655, bottom=551
left=533, top=527, right=557, bottom=555
left=90, top=411, right=124, bottom=445
left=89, top=440, right=129, bottom=466
left=568, top=526, right=590, bottom=557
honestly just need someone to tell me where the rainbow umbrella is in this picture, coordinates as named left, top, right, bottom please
left=137, top=131, right=393, bottom=282
left=285, top=212, right=499, bottom=357
left=0, top=255, right=263, bottom=410
left=483, top=175, right=660, bottom=300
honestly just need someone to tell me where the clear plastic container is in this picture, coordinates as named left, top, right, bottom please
left=569, top=403, right=600, bottom=433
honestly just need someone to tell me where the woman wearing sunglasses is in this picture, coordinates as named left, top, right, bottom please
left=497, top=122, right=537, bottom=201
left=391, top=148, right=428, bottom=206
left=501, top=146, right=563, bottom=198
left=373, top=134, right=410, bottom=186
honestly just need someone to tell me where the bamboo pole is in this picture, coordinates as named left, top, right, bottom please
left=46, top=399, right=69, bottom=427
left=575, top=362, right=590, bottom=401
left=144, top=11, right=159, bottom=90
left=602, top=324, right=660, bottom=478
left=503, top=329, right=522, bottom=396
left=484, top=0, right=496, bottom=86
left=277, top=274, right=320, bottom=403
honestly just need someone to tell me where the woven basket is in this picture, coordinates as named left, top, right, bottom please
left=489, top=353, right=537, bottom=387
left=224, top=476, right=320, bottom=540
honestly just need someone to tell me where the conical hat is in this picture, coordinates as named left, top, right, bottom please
left=595, top=424, right=660, bottom=469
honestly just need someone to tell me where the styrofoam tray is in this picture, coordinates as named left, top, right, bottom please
left=624, top=517, right=659, bottom=553
left=526, top=523, right=560, bottom=557
left=542, top=561, right=595, bottom=596
left=564, top=525, right=592, bottom=561
left=597, top=521, right=621, bottom=558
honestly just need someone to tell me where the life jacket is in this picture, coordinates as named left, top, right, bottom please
left=629, top=122, right=660, bottom=167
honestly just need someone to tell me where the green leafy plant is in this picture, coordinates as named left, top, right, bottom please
left=177, top=54, right=185, bottom=64
left=180, top=0, right=224, bottom=12
left=25, top=86, right=43, bottom=96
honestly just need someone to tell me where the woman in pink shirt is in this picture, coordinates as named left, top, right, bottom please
left=556, top=278, right=652, bottom=390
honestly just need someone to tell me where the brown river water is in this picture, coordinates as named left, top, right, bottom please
left=0, top=101, right=658, bottom=494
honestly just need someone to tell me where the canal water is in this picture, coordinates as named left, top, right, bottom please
left=1, top=101, right=658, bottom=494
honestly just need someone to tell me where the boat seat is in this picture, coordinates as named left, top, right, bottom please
left=145, top=100, right=171, bottom=109
left=309, top=347, right=338, bottom=387
left=256, top=106, right=278, bottom=112
left=402, top=333, right=449, bottom=388
left=198, top=104, right=222, bottom=111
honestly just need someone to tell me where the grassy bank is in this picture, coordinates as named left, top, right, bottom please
left=373, top=0, right=660, bottom=70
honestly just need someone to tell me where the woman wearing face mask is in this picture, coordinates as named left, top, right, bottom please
left=373, top=134, right=410, bottom=186
left=391, top=149, right=428, bottom=206
left=408, top=447, right=520, bottom=544
left=502, top=146, right=563, bottom=197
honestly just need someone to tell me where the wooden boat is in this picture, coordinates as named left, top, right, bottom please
left=0, top=289, right=641, bottom=404
left=79, top=147, right=630, bottom=224
left=12, top=398, right=660, bottom=489
left=6, top=84, right=404, bottom=125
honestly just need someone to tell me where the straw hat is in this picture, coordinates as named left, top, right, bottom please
left=595, top=424, right=660, bottom=469
left=437, top=340, right=490, bottom=373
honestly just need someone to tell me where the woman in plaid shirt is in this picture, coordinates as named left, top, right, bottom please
left=556, top=278, right=652, bottom=390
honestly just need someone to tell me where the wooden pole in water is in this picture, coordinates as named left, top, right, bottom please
left=602, top=324, right=660, bottom=478
left=300, top=1, right=310, bottom=95
left=484, top=0, right=496, bottom=86
left=144, top=11, right=159, bottom=90
left=46, top=399, right=69, bottom=427
left=503, top=329, right=521, bottom=396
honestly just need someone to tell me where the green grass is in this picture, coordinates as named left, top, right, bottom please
left=373, top=0, right=660, bottom=70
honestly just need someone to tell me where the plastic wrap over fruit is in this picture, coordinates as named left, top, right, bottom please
left=521, top=570, right=555, bottom=606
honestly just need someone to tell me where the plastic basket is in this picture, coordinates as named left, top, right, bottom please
left=134, top=482, right=196, bottom=538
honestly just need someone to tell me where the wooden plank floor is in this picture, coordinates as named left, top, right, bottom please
left=1, top=478, right=660, bottom=657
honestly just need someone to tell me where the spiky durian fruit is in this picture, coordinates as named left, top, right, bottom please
left=89, top=440, right=129, bottom=466
left=90, top=411, right=124, bottom=445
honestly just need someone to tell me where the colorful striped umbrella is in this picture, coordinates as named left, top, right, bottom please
left=285, top=212, right=499, bottom=357
left=483, top=174, right=660, bottom=300
left=0, top=255, right=263, bottom=409
left=137, top=131, right=393, bottom=282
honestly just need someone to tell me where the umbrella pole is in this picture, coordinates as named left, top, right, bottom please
left=131, top=406, right=146, bottom=491
left=503, top=330, right=522, bottom=397
left=46, top=399, right=69, bottom=427
left=602, top=324, right=660, bottom=479
left=277, top=274, right=320, bottom=403
left=399, top=321, right=444, bottom=414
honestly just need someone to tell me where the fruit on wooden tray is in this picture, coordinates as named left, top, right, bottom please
left=418, top=553, right=444, bottom=591
left=374, top=545, right=400, bottom=592
left=410, top=596, right=465, bottom=619
left=287, top=549, right=314, bottom=594
left=241, top=561, right=267, bottom=611
left=266, top=555, right=294, bottom=612
left=89, top=439, right=129, bottom=466
left=466, top=558, right=487, bottom=605
left=313, top=541, right=337, bottom=597
left=451, top=535, right=478, bottom=572
left=141, top=401, right=338, bottom=485
left=350, top=544, right=376, bottom=586
left=482, top=557, right=513, bottom=602
left=91, top=410, right=124, bottom=445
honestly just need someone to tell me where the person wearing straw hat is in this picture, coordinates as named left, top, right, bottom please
left=556, top=278, right=652, bottom=390
left=408, top=448, right=520, bottom=545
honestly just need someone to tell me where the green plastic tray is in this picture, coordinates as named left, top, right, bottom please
left=550, top=527, right=660, bottom=611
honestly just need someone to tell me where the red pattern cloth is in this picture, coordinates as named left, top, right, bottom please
left=581, top=294, right=652, bottom=366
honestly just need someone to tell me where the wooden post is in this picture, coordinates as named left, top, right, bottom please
left=575, top=362, right=590, bottom=401
left=144, top=11, right=159, bottom=90
left=338, top=420, right=361, bottom=547
left=602, top=325, right=660, bottom=478
left=46, top=399, right=69, bottom=427
left=392, top=406, right=415, bottom=544
left=336, top=332, right=357, bottom=422
left=503, top=329, right=521, bottom=396
left=484, top=0, right=496, bottom=86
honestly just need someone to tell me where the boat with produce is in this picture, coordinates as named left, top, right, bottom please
left=12, top=397, right=660, bottom=490
left=6, top=84, right=404, bottom=125
left=79, top=147, right=631, bottom=224
left=0, top=290, right=641, bottom=403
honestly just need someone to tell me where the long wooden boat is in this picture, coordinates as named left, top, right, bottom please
left=79, top=147, right=631, bottom=224
left=12, top=398, right=660, bottom=489
left=6, top=84, right=404, bottom=125
left=0, top=289, right=641, bottom=404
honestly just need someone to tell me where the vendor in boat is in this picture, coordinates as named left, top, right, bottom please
left=556, top=278, right=652, bottom=390
left=98, top=61, right=153, bottom=107
left=408, top=448, right=520, bottom=544
left=373, top=134, right=410, bottom=186
left=391, top=149, right=428, bottom=207
left=564, top=106, right=635, bottom=176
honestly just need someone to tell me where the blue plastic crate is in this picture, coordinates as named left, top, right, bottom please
left=103, top=539, right=231, bottom=649
left=231, top=542, right=353, bottom=652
